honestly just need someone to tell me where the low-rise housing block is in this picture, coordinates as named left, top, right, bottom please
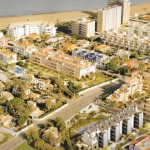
left=8, top=21, right=57, bottom=39
left=130, top=135, right=150, bottom=150
left=30, top=49, right=96, bottom=78
left=72, top=49, right=109, bottom=65
left=13, top=39, right=38, bottom=57
left=0, top=49, right=17, bottom=64
left=107, top=75, right=143, bottom=102
left=71, top=18, right=95, bottom=37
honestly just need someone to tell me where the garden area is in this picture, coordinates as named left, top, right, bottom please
left=71, top=114, right=107, bottom=130
left=70, top=107, right=109, bottom=130
left=27, top=62, right=115, bottom=92
left=15, top=142, right=35, bottom=150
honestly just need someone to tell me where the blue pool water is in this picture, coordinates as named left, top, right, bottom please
left=15, top=67, right=23, bottom=74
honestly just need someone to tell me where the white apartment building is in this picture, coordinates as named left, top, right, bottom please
left=8, top=21, right=57, bottom=39
left=0, top=49, right=17, bottom=64
left=71, top=18, right=95, bottom=37
left=108, top=0, right=131, bottom=25
left=100, top=31, right=150, bottom=51
left=128, top=22, right=150, bottom=40
left=97, top=5, right=122, bottom=32
left=82, top=105, right=143, bottom=148
left=30, top=49, right=96, bottom=78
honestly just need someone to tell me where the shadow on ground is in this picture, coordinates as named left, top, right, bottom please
left=82, top=11, right=97, bottom=17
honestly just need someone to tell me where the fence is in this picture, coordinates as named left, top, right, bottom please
left=78, top=78, right=119, bottom=95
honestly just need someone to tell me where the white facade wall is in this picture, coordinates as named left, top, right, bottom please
left=43, top=26, right=57, bottom=36
left=85, top=21, right=95, bottom=37
left=98, top=6, right=122, bottom=32
left=71, top=19, right=95, bottom=37
left=126, top=117, right=133, bottom=134
left=0, top=32, right=4, bottom=38
left=131, top=114, right=134, bottom=128
left=8, top=23, right=57, bottom=39
left=25, top=25, right=40, bottom=36
left=1, top=54, right=17, bottom=64
left=79, top=65, right=96, bottom=78
left=82, top=132, right=97, bottom=146
left=128, top=26, right=150, bottom=40
left=107, top=127, right=111, bottom=141
left=13, top=45, right=37, bottom=57
left=119, top=121, right=123, bottom=134
left=8, top=27, right=24, bottom=38
left=115, top=6, right=122, bottom=29
left=103, top=130, right=109, bottom=147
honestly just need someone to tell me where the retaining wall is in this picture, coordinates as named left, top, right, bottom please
left=78, top=78, right=119, bottom=95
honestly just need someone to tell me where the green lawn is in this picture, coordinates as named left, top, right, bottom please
left=86, top=72, right=113, bottom=87
left=15, top=142, right=35, bottom=150
left=71, top=115, right=106, bottom=130
left=28, top=62, right=114, bottom=91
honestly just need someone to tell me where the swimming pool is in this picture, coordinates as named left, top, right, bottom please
left=14, top=66, right=23, bottom=74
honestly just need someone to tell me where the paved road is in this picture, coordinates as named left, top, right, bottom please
left=0, top=80, right=123, bottom=150
left=0, top=136, right=26, bottom=150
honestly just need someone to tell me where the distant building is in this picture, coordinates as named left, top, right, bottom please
left=0, top=38, right=8, bottom=48
left=107, top=75, right=143, bottom=102
left=27, top=33, right=40, bottom=40
left=108, top=0, right=131, bottom=25
left=123, top=59, right=140, bottom=69
left=97, top=5, right=122, bottom=32
left=43, top=127, right=60, bottom=147
left=45, top=37, right=64, bottom=45
left=72, top=49, right=109, bottom=65
left=125, top=75, right=143, bottom=95
left=20, top=74, right=38, bottom=84
left=37, top=79, right=51, bottom=91
left=1, top=91, right=14, bottom=101
left=0, top=32, right=3, bottom=38
left=0, top=73, right=8, bottom=83
left=77, top=40, right=90, bottom=48
left=0, top=49, right=17, bottom=64
left=30, top=92, right=40, bottom=100
left=82, top=105, right=143, bottom=149
left=100, top=30, right=150, bottom=51
left=128, top=22, right=150, bottom=40
left=61, top=42, right=76, bottom=52
left=130, top=135, right=150, bottom=150
left=13, top=39, right=38, bottom=57
left=12, top=85, right=31, bottom=96
left=8, top=21, right=57, bottom=39
left=116, top=49, right=130, bottom=58
left=0, top=115, right=14, bottom=128
left=0, top=31, right=8, bottom=47
left=27, top=101, right=44, bottom=118
left=135, top=98, right=150, bottom=117
left=71, top=18, right=95, bottom=37
left=94, top=44, right=110, bottom=53
left=30, top=49, right=96, bottom=78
